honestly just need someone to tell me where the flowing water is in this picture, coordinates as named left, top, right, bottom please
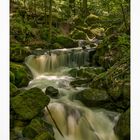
left=25, top=47, right=119, bottom=140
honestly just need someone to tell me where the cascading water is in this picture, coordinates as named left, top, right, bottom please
left=25, top=47, right=119, bottom=140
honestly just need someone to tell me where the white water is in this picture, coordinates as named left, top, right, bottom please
left=25, top=48, right=119, bottom=140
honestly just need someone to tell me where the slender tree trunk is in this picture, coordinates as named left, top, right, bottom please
left=44, top=0, right=47, bottom=24
left=49, top=0, right=52, bottom=44
left=83, top=0, right=87, bottom=17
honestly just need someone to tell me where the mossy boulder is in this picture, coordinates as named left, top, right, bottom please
left=45, top=86, right=59, bottom=97
left=68, top=68, right=78, bottom=77
left=85, top=14, right=100, bottom=25
left=11, top=88, right=50, bottom=120
left=54, top=35, right=77, bottom=48
left=10, top=44, right=31, bottom=62
left=70, top=78, right=92, bottom=87
left=70, top=29, right=87, bottom=40
left=10, top=62, right=31, bottom=87
left=52, top=43, right=63, bottom=49
left=90, top=27, right=105, bottom=37
left=33, top=132, right=55, bottom=140
left=10, top=83, right=19, bottom=97
left=23, top=118, right=54, bottom=139
left=114, top=108, right=130, bottom=140
left=75, top=88, right=109, bottom=107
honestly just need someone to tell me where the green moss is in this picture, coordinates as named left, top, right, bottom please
left=33, top=132, right=55, bottom=140
left=11, top=88, right=50, bottom=120
left=54, top=35, right=77, bottom=48
left=71, top=29, right=87, bottom=40
left=85, top=14, right=100, bottom=25
left=23, top=118, right=54, bottom=139
left=114, top=108, right=130, bottom=140
left=10, top=83, right=19, bottom=97
left=10, top=71, right=15, bottom=84
left=10, top=62, right=31, bottom=87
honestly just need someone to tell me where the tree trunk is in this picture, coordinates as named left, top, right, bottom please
left=44, top=0, right=47, bottom=24
left=83, top=0, right=87, bottom=17
left=48, top=0, right=52, bottom=44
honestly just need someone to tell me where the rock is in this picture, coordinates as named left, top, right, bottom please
left=33, top=132, right=55, bottom=140
left=75, top=88, right=109, bottom=107
left=122, top=82, right=130, bottom=100
left=10, top=71, right=15, bottom=84
left=54, top=35, right=77, bottom=48
left=23, top=118, right=54, bottom=139
left=85, top=14, right=100, bottom=25
left=114, top=108, right=130, bottom=140
left=10, top=62, right=31, bottom=87
left=70, top=79, right=92, bottom=87
left=10, top=44, right=31, bottom=62
left=10, top=83, right=19, bottom=97
left=11, top=87, right=50, bottom=120
left=52, top=43, right=63, bottom=49
left=70, top=29, right=87, bottom=40
left=68, top=68, right=78, bottom=77
left=45, top=86, right=59, bottom=97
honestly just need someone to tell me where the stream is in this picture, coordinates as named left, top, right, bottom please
left=25, top=47, right=119, bottom=140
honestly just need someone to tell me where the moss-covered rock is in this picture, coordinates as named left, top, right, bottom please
left=70, top=78, right=92, bottom=87
left=114, top=108, right=130, bottom=140
left=11, top=87, right=50, bottom=120
left=90, top=27, right=105, bottom=37
left=33, top=132, right=55, bottom=140
left=52, top=42, right=63, bottom=49
left=10, top=83, right=19, bottom=97
left=10, top=62, right=31, bottom=87
left=54, top=35, right=77, bottom=48
left=85, top=14, right=100, bottom=25
left=23, top=118, right=54, bottom=139
left=45, top=86, right=59, bottom=97
left=70, top=29, right=87, bottom=40
left=75, top=88, right=109, bottom=107
left=10, top=44, right=31, bottom=62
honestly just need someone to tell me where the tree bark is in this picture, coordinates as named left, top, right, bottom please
left=48, top=0, right=52, bottom=44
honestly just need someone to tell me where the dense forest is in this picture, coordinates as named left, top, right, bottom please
left=10, top=0, right=130, bottom=140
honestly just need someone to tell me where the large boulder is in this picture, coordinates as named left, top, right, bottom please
left=75, top=88, right=109, bottom=107
left=114, top=108, right=130, bottom=140
left=45, top=86, right=59, bottom=97
left=23, top=118, right=54, bottom=139
left=54, top=35, right=77, bottom=48
left=11, top=88, right=50, bottom=120
left=10, top=62, right=31, bottom=87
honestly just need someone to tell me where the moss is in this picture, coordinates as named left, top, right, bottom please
left=71, top=29, right=87, bottom=40
left=23, top=118, right=54, bottom=139
left=10, top=71, right=15, bottom=84
left=10, top=44, right=31, bottom=62
left=11, top=87, right=50, bottom=120
left=10, top=62, right=31, bottom=87
left=114, top=108, right=130, bottom=140
left=33, top=132, right=55, bottom=140
left=10, top=83, right=19, bottom=97
left=85, top=14, right=100, bottom=25
left=54, top=35, right=77, bottom=48
left=75, top=88, right=109, bottom=107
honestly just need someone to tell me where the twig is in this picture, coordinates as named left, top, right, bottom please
left=46, top=106, right=64, bottom=137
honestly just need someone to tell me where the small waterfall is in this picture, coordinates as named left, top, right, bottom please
left=25, top=48, right=119, bottom=140
left=25, top=48, right=90, bottom=77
